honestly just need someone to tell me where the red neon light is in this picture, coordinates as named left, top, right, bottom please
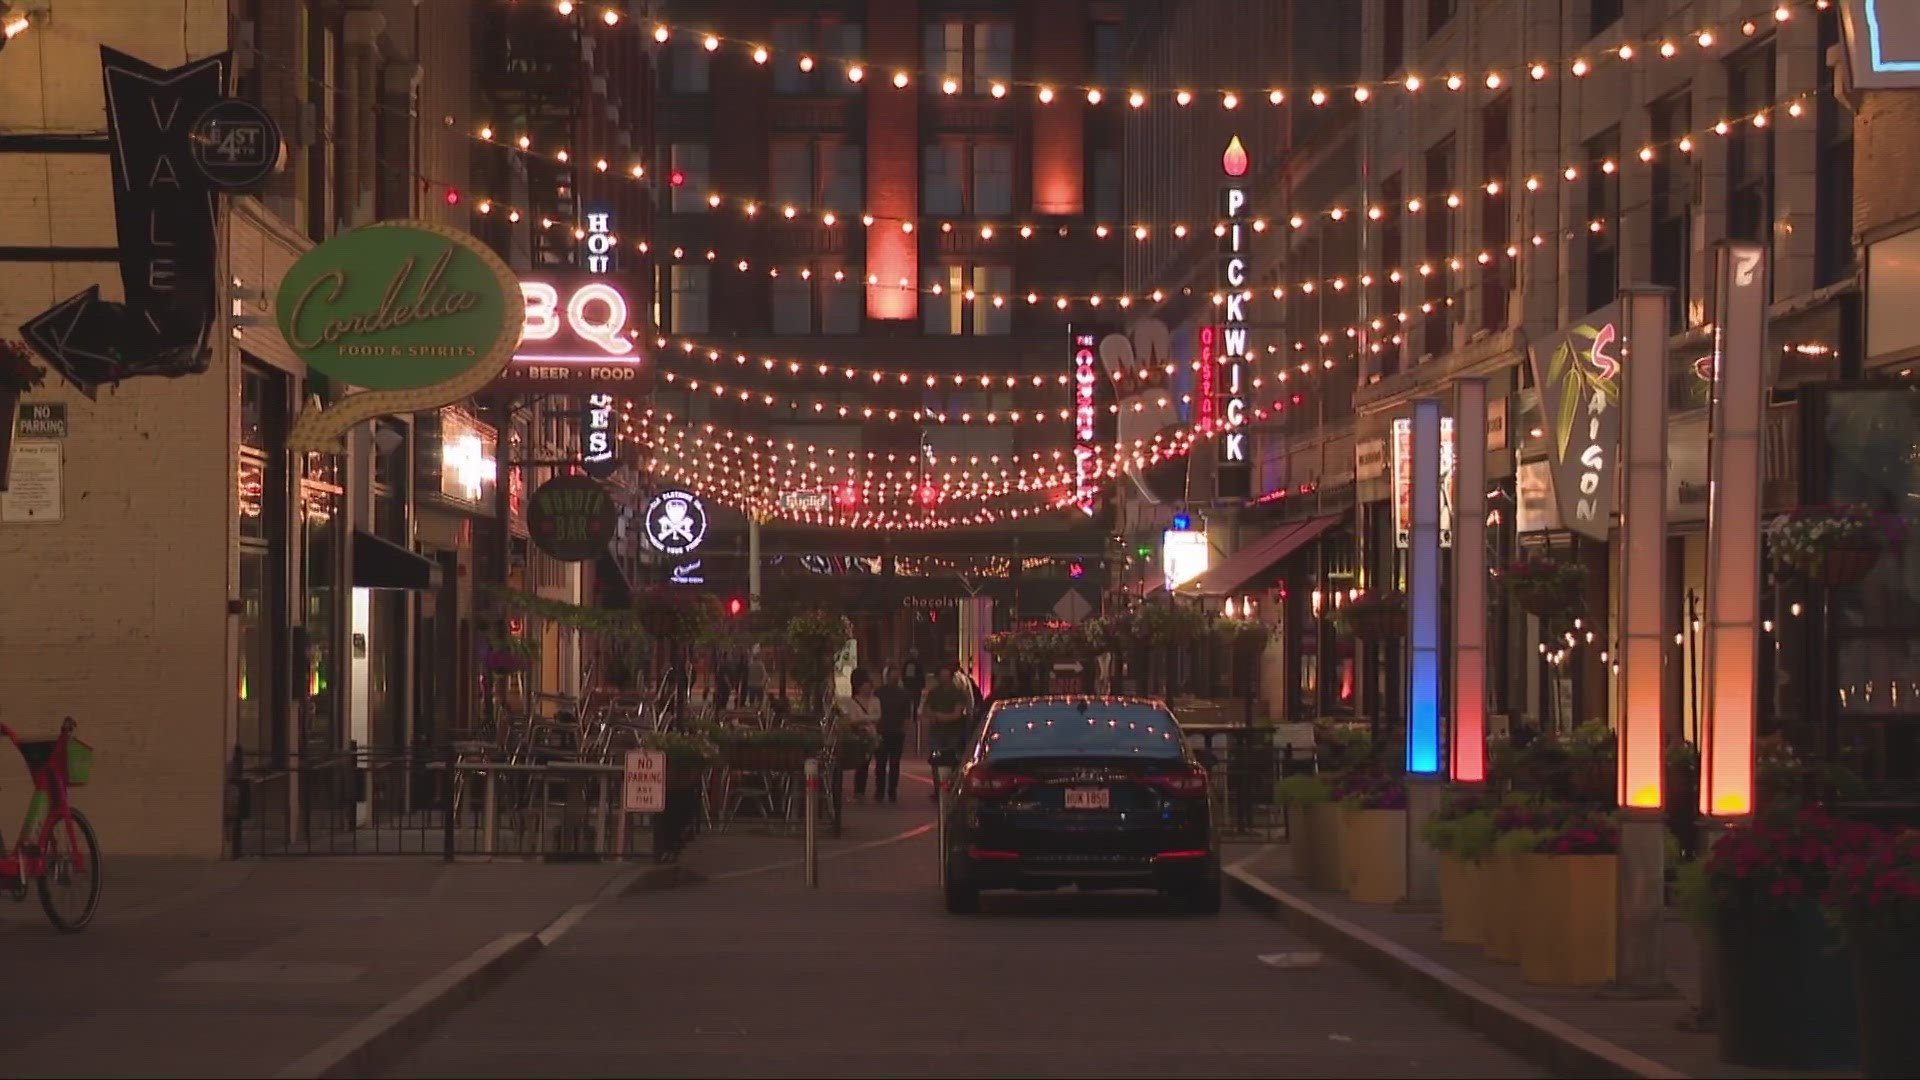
left=1197, top=326, right=1218, bottom=428
left=1222, top=136, right=1249, bottom=178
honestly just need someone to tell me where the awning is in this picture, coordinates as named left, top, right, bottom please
left=352, top=530, right=444, bottom=591
left=1176, top=513, right=1343, bottom=597
left=595, top=551, right=634, bottom=609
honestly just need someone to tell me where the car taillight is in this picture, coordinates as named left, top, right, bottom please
left=962, top=767, right=1032, bottom=797
left=1143, top=768, right=1210, bottom=797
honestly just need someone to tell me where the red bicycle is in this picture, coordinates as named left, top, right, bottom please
left=0, top=716, right=102, bottom=930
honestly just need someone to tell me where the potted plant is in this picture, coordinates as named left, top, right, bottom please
left=1702, top=809, right=1879, bottom=1070
left=1335, top=773, right=1407, bottom=905
left=1332, top=590, right=1408, bottom=640
left=1484, top=800, right=1556, bottom=964
left=640, top=730, right=721, bottom=778
left=0, top=339, right=48, bottom=492
left=1827, top=829, right=1920, bottom=1078
left=716, top=724, right=827, bottom=772
left=1519, top=811, right=1619, bottom=987
left=1500, top=554, right=1589, bottom=619
left=1766, top=503, right=1906, bottom=588
left=1420, top=789, right=1499, bottom=946
left=1274, top=775, right=1333, bottom=885
left=1564, top=719, right=1617, bottom=805
left=784, top=609, right=849, bottom=717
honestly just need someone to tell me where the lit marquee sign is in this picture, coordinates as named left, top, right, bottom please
left=497, top=270, right=652, bottom=393
left=580, top=392, right=617, bottom=480
left=1392, top=416, right=1456, bottom=548
left=1072, top=330, right=1099, bottom=515
left=581, top=208, right=618, bottom=274
left=1163, top=529, right=1210, bottom=590
left=1216, top=135, right=1252, bottom=500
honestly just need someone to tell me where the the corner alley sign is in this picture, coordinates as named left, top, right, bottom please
left=645, top=489, right=709, bottom=556
left=1216, top=135, right=1252, bottom=500
left=279, top=221, right=523, bottom=452
left=1842, top=1, right=1920, bottom=89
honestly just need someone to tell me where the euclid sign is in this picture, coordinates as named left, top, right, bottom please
left=1215, top=135, right=1252, bottom=500
left=1072, top=331, right=1099, bottom=515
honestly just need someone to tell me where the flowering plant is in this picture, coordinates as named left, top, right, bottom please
left=1419, top=789, right=1501, bottom=859
left=1500, top=555, right=1588, bottom=616
left=1332, top=589, right=1407, bottom=639
left=1703, top=809, right=1882, bottom=911
left=1535, top=811, right=1620, bottom=856
left=0, top=339, right=47, bottom=394
left=1765, top=503, right=1906, bottom=579
left=1825, top=830, right=1920, bottom=932
left=1333, top=773, right=1406, bottom=810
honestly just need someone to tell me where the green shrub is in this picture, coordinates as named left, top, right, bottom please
left=1273, top=774, right=1332, bottom=807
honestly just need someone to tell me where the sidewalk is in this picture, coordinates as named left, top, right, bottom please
left=0, top=800, right=919, bottom=1078
left=1227, top=844, right=1845, bottom=1080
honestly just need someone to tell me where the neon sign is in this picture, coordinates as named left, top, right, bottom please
left=1073, top=331, right=1099, bottom=515
left=580, top=392, right=617, bottom=479
left=1216, top=136, right=1252, bottom=499
left=499, top=271, right=651, bottom=393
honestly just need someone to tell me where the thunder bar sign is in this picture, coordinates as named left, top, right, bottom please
left=1215, top=136, right=1252, bottom=500
left=1072, top=330, right=1099, bottom=515
left=1841, top=0, right=1920, bottom=90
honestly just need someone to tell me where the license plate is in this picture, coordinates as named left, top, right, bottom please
left=1065, top=786, right=1110, bottom=810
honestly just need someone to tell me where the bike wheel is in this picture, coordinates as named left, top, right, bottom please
left=38, top=808, right=103, bottom=932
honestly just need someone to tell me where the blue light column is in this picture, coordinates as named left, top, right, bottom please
left=1406, top=398, right=1443, bottom=775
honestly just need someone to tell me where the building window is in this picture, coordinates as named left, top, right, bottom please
left=1377, top=172, right=1404, bottom=376
left=771, top=142, right=814, bottom=210
left=923, top=142, right=965, bottom=215
left=1480, top=94, right=1512, bottom=331
left=1590, top=0, right=1623, bottom=37
left=668, top=42, right=709, bottom=95
left=772, top=23, right=811, bottom=94
left=1090, top=147, right=1122, bottom=217
left=821, top=144, right=864, bottom=211
left=1726, top=42, right=1776, bottom=253
left=1650, top=91, right=1693, bottom=330
left=922, top=265, right=1012, bottom=335
left=1427, top=0, right=1455, bottom=36
left=821, top=272, right=862, bottom=335
left=923, top=18, right=1013, bottom=95
left=1584, top=128, right=1620, bottom=315
left=1422, top=136, right=1456, bottom=360
left=670, top=143, right=709, bottom=213
left=773, top=21, right=863, bottom=96
left=771, top=271, right=813, bottom=335
left=1815, top=9, right=1855, bottom=288
left=1383, top=0, right=1405, bottom=73
left=923, top=139, right=1012, bottom=215
left=972, top=141, right=1014, bottom=215
left=669, top=266, right=710, bottom=333
left=1091, top=22, right=1123, bottom=87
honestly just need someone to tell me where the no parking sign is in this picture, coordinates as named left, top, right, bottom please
left=623, top=749, right=667, bottom=813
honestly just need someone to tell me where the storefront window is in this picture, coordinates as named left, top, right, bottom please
left=303, top=452, right=345, bottom=751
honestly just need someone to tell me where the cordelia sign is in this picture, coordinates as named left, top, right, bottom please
left=1528, top=302, right=1623, bottom=542
left=527, top=473, right=619, bottom=562
left=278, top=220, right=522, bottom=451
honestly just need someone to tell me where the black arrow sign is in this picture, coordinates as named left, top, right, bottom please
left=21, top=47, right=225, bottom=394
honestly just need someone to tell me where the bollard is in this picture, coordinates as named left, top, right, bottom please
left=803, top=756, right=819, bottom=889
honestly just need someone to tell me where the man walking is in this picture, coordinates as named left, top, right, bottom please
left=924, top=661, right=970, bottom=800
left=900, top=647, right=927, bottom=747
left=873, top=664, right=912, bottom=804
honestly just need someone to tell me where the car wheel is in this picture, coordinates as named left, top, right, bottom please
left=944, top=880, right=980, bottom=915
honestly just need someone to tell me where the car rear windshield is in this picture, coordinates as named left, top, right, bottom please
left=983, top=703, right=1187, bottom=760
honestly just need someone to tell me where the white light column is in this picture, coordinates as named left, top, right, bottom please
left=1406, top=398, right=1444, bottom=907
left=1701, top=243, right=1768, bottom=820
left=1617, top=286, right=1672, bottom=990
left=1450, top=380, right=1488, bottom=784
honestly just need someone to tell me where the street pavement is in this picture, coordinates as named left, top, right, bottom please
left=385, top=791, right=1547, bottom=1078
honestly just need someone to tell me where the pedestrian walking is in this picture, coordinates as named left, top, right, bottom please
left=901, top=647, right=928, bottom=752
left=873, top=664, right=912, bottom=804
left=744, top=644, right=769, bottom=706
left=924, top=662, right=971, bottom=799
left=834, top=668, right=882, bottom=802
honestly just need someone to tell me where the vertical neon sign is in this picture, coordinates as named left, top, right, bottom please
left=1618, top=289, right=1671, bottom=809
left=1449, top=380, right=1488, bottom=783
left=1217, top=136, right=1251, bottom=499
left=1196, top=325, right=1218, bottom=429
left=1407, top=398, right=1443, bottom=775
left=1073, top=331, right=1099, bottom=515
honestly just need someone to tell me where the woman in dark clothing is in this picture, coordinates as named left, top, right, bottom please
left=873, top=665, right=912, bottom=803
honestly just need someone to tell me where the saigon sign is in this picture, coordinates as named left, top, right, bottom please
left=279, top=220, right=523, bottom=451
left=1528, top=302, right=1623, bottom=543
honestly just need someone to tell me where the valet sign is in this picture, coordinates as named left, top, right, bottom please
left=1072, top=331, right=1099, bottom=515
left=1216, top=135, right=1252, bottom=500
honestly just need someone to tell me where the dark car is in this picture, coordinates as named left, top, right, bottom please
left=931, top=695, right=1220, bottom=915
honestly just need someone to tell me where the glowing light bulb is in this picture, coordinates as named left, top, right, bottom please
left=1176, top=89, right=1193, bottom=106
left=654, top=25, right=670, bottom=43
left=753, top=47, right=768, bottom=64
left=1087, top=88, right=1103, bottom=104
left=1038, top=85, right=1055, bottom=103
left=703, top=34, right=719, bottom=52
left=1129, top=90, right=1146, bottom=108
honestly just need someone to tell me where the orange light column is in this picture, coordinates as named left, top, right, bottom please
left=1617, top=289, right=1670, bottom=810
left=1700, top=244, right=1768, bottom=819
left=1449, top=378, right=1488, bottom=783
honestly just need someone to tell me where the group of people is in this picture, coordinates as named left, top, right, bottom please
left=708, top=647, right=770, bottom=712
left=831, top=650, right=988, bottom=804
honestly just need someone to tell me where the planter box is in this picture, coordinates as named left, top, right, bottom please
left=1439, top=854, right=1487, bottom=946
left=1853, top=923, right=1920, bottom=1078
left=1341, top=807, right=1407, bottom=905
left=1306, top=803, right=1345, bottom=893
left=1290, top=810, right=1319, bottom=883
left=724, top=746, right=814, bottom=772
left=1518, top=852, right=1617, bottom=987
left=1716, top=899, right=1859, bottom=1071
left=1483, top=854, right=1525, bottom=963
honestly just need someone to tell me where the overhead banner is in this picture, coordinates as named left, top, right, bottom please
left=1216, top=135, right=1253, bottom=500
left=1841, top=1, right=1920, bottom=90
left=1527, top=301, right=1623, bottom=542
left=277, top=220, right=523, bottom=451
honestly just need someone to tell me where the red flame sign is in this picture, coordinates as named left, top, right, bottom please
left=1222, top=135, right=1249, bottom=177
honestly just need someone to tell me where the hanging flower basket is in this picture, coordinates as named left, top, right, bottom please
left=1333, top=590, right=1408, bottom=640
left=1766, top=504, right=1905, bottom=589
left=1501, top=555, right=1589, bottom=619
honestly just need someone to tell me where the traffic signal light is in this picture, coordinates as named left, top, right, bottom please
left=725, top=596, right=746, bottom=617
left=669, top=168, right=687, bottom=187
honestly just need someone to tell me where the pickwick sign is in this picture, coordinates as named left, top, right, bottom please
left=1528, top=302, right=1624, bottom=543
left=1215, top=135, right=1253, bottom=500
left=277, top=220, right=523, bottom=451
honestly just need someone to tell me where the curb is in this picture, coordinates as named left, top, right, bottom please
left=273, top=861, right=689, bottom=1080
left=1225, top=866, right=1689, bottom=1080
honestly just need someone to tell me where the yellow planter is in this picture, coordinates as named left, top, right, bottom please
left=1341, top=807, right=1407, bottom=905
left=1289, top=812, right=1318, bottom=883
left=1519, top=852, right=1617, bottom=987
left=1306, top=802, right=1345, bottom=893
left=1483, top=854, right=1525, bottom=963
left=1439, top=854, right=1486, bottom=946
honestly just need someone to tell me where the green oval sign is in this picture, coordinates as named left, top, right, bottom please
left=275, top=220, right=519, bottom=389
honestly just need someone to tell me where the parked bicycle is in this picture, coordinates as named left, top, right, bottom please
left=0, top=716, right=102, bottom=930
